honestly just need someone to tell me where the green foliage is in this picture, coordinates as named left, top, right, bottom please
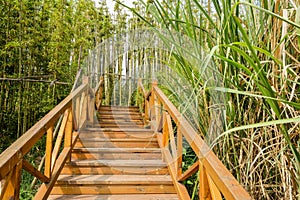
left=0, top=0, right=113, bottom=198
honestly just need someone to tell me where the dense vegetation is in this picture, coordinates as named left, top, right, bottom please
left=1, top=0, right=299, bottom=199
left=0, top=0, right=113, bottom=152
left=122, top=0, right=300, bottom=199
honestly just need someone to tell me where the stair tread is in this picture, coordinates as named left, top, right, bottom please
left=48, top=194, right=179, bottom=200
left=78, top=138, right=157, bottom=142
left=68, top=159, right=166, bottom=167
left=73, top=147, right=161, bottom=152
left=82, top=127, right=152, bottom=132
left=57, top=174, right=173, bottom=185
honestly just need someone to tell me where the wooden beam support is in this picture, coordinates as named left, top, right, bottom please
left=22, top=160, right=50, bottom=183
left=178, top=161, right=199, bottom=182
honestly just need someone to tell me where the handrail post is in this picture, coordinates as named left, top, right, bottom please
left=64, top=109, right=73, bottom=162
left=150, top=80, right=158, bottom=130
left=177, top=122, right=183, bottom=178
left=45, top=126, right=54, bottom=178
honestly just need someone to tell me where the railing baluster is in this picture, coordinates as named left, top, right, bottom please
left=65, top=109, right=73, bottom=162
left=74, top=96, right=80, bottom=131
left=177, top=124, right=183, bottom=178
left=45, top=126, right=54, bottom=178
left=162, top=112, right=169, bottom=147
left=51, top=110, right=69, bottom=170
left=199, top=162, right=212, bottom=200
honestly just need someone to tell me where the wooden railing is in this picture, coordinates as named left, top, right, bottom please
left=0, top=76, right=104, bottom=200
left=138, top=79, right=252, bottom=200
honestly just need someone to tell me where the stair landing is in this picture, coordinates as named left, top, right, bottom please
left=48, top=106, right=179, bottom=199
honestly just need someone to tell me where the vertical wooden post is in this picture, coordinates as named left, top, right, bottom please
left=65, top=110, right=73, bottom=162
left=150, top=80, right=158, bottom=130
left=2, top=160, right=22, bottom=200
left=162, top=112, right=169, bottom=147
left=45, top=126, right=53, bottom=178
left=74, top=96, right=80, bottom=131
left=199, top=161, right=212, bottom=200
left=177, top=123, right=183, bottom=178
left=156, top=99, right=162, bottom=131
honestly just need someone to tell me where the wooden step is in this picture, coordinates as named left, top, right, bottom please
left=61, top=164, right=169, bottom=175
left=56, top=174, right=173, bottom=185
left=99, top=111, right=142, bottom=116
left=71, top=148, right=162, bottom=160
left=80, top=126, right=154, bottom=134
left=99, top=106, right=139, bottom=112
left=77, top=131, right=155, bottom=139
left=75, top=138, right=159, bottom=148
left=98, top=118, right=143, bottom=123
left=51, top=184, right=176, bottom=195
left=96, top=123, right=144, bottom=128
left=62, top=159, right=168, bottom=175
left=48, top=194, right=179, bottom=200
left=51, top=175, right=176, bottom=195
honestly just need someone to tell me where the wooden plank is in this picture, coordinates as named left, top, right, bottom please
left=75, top=131, right=154, bottom=139
left=99, top=112, right=142, bottom=116
left=74, top=140, right=159, bottom=148
left=61, top=165, right=169, bottom=175
left=72, top=147, right=161, bottom=153
left=71, top=151, right=161, bottom=160
left=48, top=194, right=179, bottom=200
left=50, top=185, right=176, bottom=195
left=68, top=160, right=167, bottom=167
left=22, top=160, right=50, bottom=183
left=56, top=174, right=173, bottom=185
left=0, top=84, right=87, bottom=180
left=83, top=127, right=153, bottom=133
left=45, top=126, right=54, bottom=178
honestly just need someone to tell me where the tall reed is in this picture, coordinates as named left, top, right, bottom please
left=120, top=0, right=300, bottom=198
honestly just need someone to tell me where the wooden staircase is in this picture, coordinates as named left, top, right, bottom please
left=48, top=106, right=179, bottom=199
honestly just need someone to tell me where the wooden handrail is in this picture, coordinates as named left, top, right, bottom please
left=0, top=76, right=105, bottom=199
left=137, top=80, right=252, bottom=200
left=0, top=83, right=87, bottom=180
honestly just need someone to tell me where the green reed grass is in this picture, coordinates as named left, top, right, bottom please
left=118, top=0, right=300, bottom=198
